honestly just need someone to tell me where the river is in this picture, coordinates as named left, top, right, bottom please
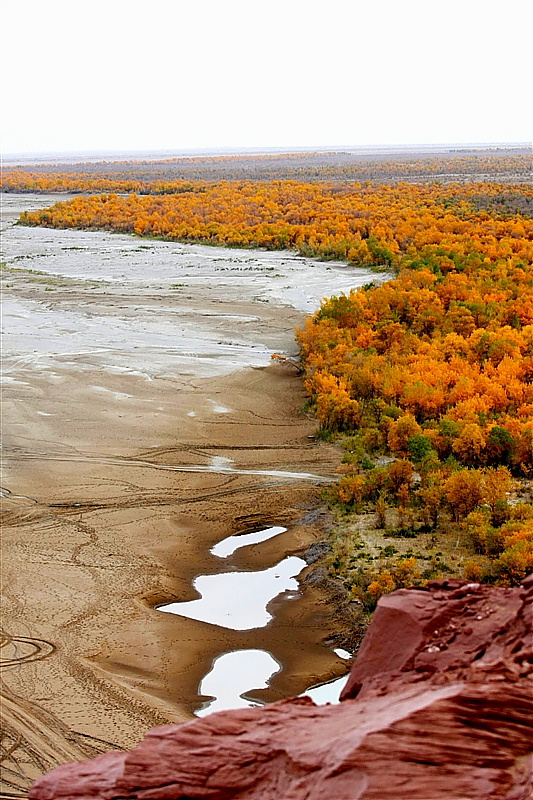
left=0, top=193, right=381, bottom=793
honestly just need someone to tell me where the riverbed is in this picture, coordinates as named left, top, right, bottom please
left=1, top=194, right=377, bottom=793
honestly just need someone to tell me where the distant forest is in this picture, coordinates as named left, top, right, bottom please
left=3, top=147, right=532, bottom=188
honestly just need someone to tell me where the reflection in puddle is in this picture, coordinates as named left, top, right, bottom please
left=196, top=650, right=350, bottom=717
left=301, top=674, right=349, bottom=705
left=196, top=649, right=281, bottom=717
left=211, top=525, right=287, bottom=558
left=334, top=648, right=351, bottom=660
left=159, top=556, right=306, bottom=630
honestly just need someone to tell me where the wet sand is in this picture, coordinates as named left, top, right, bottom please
left=1, top=196, right=374, bottom=794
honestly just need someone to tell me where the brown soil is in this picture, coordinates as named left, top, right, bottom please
left=1, top=326, right=349, bottom=796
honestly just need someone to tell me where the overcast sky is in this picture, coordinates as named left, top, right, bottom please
left=2, top=0, right=531, bottom=155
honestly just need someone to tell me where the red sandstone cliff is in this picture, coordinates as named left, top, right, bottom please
left=30, top=577, right=533, bottom=800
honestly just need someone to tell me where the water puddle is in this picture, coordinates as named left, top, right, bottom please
left=334, top=648, right=351, bottom=659
left=211, top=525, right=287, bottom=558
left=196, top=649, right=281, bottom=717
left=158, top=556, right=306, bottom=630
left=161, top=520, right=351, bottom=715
left=301, top=674, right=349, bottom=705
left=194, top=649, right=350, bottom=717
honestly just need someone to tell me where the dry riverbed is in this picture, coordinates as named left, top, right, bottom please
left=1, top=195, right=374, bottom=794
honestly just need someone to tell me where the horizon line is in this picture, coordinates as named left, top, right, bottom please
left=2, top=141, right=531, bottom=162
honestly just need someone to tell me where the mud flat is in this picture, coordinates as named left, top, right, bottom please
left=1, top=195, right=379, bottom=795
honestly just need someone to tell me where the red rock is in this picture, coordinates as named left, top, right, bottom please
left=340, top=577, right=531, bottom=700
left=30, top=577, right=533, bottom=800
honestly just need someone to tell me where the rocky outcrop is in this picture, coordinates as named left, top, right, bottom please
left=30, top=577, right=533, bottom=800
left=340, top=577, right=532, bottom=701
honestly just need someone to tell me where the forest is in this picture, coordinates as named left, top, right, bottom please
left=7, top=157, right=533, bottom=602
left=14, top=180, right=533, bottom=268
left=2, top=149, right=531, bottom=186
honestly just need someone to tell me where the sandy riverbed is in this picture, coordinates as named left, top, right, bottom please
left=1, top=195, right=377, bottom=794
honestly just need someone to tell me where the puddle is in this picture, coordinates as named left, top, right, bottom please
left=211, top=525, right=287, bottom=558
left=334, top=648, right=351, bottom=659
left=158, top=556, right=306, bottom=630
left=196, top=649, right=281, bottom=717
left=301, top=674, right=349, bottom=705
left=195, top=650, right=350, bottom=717
left=159, top=519, right=349, bottom=713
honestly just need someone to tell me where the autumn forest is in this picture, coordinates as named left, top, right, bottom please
left=4, top=149, right=533, bottom=602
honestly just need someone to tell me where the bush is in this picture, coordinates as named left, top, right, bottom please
left=333, top=474, right=366, bottom=509
left=407, top=434, right=434, bottom=462
left=494, top=540, right=533, bottom=585
left=463, top=561, right=483, bottom=582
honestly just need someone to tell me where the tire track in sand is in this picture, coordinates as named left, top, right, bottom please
left=0, top=680, right=119, bottom=798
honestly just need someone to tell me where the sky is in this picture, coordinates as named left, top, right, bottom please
left=1, top=0, right=531, bottom=155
